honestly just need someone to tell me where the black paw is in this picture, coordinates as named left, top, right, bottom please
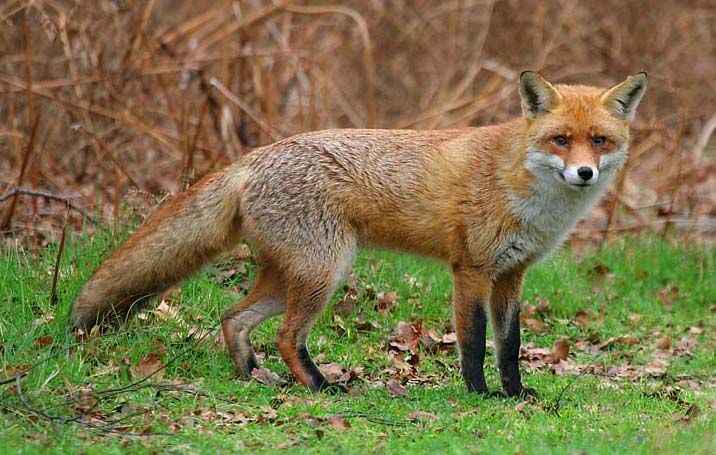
left=481, top=390, right=508, bottom=399
left=519, top=386, right=538, bottom=400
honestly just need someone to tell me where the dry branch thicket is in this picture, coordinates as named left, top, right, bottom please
left=1, top=0, right=715, bottom=247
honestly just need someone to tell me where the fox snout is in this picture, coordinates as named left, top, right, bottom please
left=562, top=165, right=599, bottom=186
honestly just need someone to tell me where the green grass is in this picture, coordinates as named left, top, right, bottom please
left=1, top=229, right=714, bottom=454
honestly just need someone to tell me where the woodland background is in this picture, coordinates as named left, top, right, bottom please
left=1, top=0, right=715, bottom=247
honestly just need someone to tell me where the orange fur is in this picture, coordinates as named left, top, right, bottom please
left=71, top=72, right=647, bottom=395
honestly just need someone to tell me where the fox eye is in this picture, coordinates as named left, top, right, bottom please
left=592, top=136, right=607, bottom=146
left=552, top=135, right=569, bottom=147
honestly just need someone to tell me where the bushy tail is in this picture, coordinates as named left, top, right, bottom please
left=70, top=168, right=244, bottom=330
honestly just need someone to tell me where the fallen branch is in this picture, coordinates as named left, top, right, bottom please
left=0, top=188, right=97, bottom=225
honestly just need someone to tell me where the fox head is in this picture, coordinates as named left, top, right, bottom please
left=519, top=71, right=647, bottom=189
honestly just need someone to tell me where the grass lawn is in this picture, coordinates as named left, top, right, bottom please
left=1, top=229, right=714, bottom=454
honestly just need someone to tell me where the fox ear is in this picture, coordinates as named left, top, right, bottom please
left=601, top=72, right=648, bottom=122
left=519, top=71, right=562, bottom=118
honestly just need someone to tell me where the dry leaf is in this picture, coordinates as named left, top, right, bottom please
left=131, top=353, right=165, bottom=379
left=319, top=363, right=346, bottom=383
left=523, top=318, right=546, bottom=333
left=334, top=285, right=358, bottom=316
left=34, top=335, right=54, bottom=348
left=326, top=415, right=351, bottom=430
left=386, top=379, right=407, bottom=397
left=656, top=336, right=672, bottom=350
left=574, top=310, right=591, bottom=327
left=251, top=367, right=286, bottom=387
left=408, top=410, right=438, bottom=422
left=657, top=285, right=679, bottom=308
left=376, top=291, right=398, bottom=313
left=154, top=300, right=180, bottom=320
left=551, top=338, right=570, bottom=362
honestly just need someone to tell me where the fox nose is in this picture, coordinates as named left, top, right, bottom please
left=577, top=167, right=594, bottom=181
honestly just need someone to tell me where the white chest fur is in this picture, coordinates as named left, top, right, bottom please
left=497, top=172, right=614, bottom=272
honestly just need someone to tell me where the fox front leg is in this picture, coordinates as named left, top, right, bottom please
left=490, top=267, right=534, bottom=398
left=452, top=266, right=492, bottom=393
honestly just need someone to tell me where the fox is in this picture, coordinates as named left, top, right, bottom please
left=70, top=71, right=647, bottom=397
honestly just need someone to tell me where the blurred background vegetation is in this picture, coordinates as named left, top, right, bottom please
left=1, top=0, right=714, bottom=249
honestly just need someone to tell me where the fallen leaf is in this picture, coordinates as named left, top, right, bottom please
left=441, top=332, right=457, bottom=344
left=34, top=335, right=54, bottom=348
left=551, top=338, right=570, bottom=363
left=326, top=415, right=351, bottom=430
left=678, top=404, right=700, bottom=424
left=656, top=336, right=672, bottom=350
left=408, top=411, right=438, bottom=422
left=386, top=379, right=407, bottom=397
left=674, top=336, right=697, bottom=356
left=376, top=291, right=398, bottom=313
left=523, top=318, right=546, bottom=333
left=389, top=321, right=421, bottom=353
left=334, top=284, right=359, bottom=316
left=320, top=363, right=345, bottom=383
left=574, top=310, right=591, bottom=327
left=154, top=300, right=180, bottom=320
left=251, top=367, right=286, bottom=387
left=131, top=353, right=165, bottom=380
left=657, top=285, right=679, bottom=308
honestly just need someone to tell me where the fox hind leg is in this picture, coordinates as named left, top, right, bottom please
left=222, top=263, right=286, bottom=377
left=277, top=246, right=355, bottom=392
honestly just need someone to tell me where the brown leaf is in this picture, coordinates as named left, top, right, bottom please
left=72, top=388, right=98, bottom=415
left=408, top=410, right=438, bottom=422
left=386, top=379, right=407, bottom=397
left=590, top=262, right=611, bottom=277
left=643, top=359, right=668, bottom=377
left=678, top=404, right=700, bottom=424
left=334, top=284, right=359, bottom=316
left=131, top=353, right=165, bottom=379
left=674, top=336, right=698, bottom=356
left=535, top=297, right=551, bottom=314
left=656, top=336, right=672, bottom=350
left=389, top=321, right=421, bottom=353
left=523, top=317, right=546, bottom=334
left=154, top=300, right=180, bottom=320
left=318, top=363, right=345, bottom=383
left=355, top=315, right=379, bottom=333
left=628, top=313, right=642, bottom=325
left=34, top=335, right=54, bottom=348
left=376, top=291, right=398, bottom=313
left=657, top=285, right=679, bottom=308
left=574, top=310, right=591, bottom=327
left=551, top=338, right=570, bottom=363
left=441, top=332, right=457, bottom=345
left=598, top=335, right=639, bottom=350
left=326, top=415, right=351, bottom=430
left=251, top=367, right=286, bottom=387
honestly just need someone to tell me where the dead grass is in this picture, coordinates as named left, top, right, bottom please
left=1, top=0, right=715, bottom=247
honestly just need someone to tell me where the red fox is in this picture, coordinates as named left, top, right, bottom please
left=71, top=71, right=647, bottom=397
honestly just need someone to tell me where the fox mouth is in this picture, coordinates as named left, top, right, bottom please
left=555, top=171, right=595, bottom=188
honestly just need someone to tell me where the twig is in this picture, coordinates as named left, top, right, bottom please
left=0, top=113, right=40, bottom=231
left=545, top=371, right=585, bottom=417
left=0, top=187, right=97, bottom=225
left=209, top=78, right=283, bottom=141
left=49, top=207, right=69, bottom=306
left=691, top=112, right=716, bottom=162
